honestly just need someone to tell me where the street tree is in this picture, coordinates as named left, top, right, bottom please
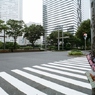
left=0, top=20, right=9, bottom=49
left=24, top=24, right=44, bottom=48
left=76, top=19, right=91, bottom=47
left=48, top=31, right=79, bottom=49
left=7, top=19, right=25, bottom=49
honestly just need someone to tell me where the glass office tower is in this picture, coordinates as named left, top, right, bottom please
left=0, top=0, right=23, bottom=22
left=43, top=0, right=81, bottom=36
left=0, top=0, right=23, bottom=44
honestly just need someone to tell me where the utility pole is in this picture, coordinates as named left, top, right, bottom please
left=58, top=30, right=60, bottom=51
left=62, top=26, right=64, bottom=50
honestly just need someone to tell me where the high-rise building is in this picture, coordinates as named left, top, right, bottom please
left=0, top=0, right=23, bottom=22
left=0, top=0, right=23, bottom=45
left=43, top=0, right=81, bottom=36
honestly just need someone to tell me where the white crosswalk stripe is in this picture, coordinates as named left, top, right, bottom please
left=48, top=63, right=91, bottom=71
left=41, top=64, right=86, bottom=74
left=12, top=69, right=89, bottom=95
left=23, top=67, right=91, bottom=89
left=53, top=62, right=90, bottom=68
left=0, top=87, right=9, bottom=95
left=33, top=65, right=87, bottom=80
left=0, top=57, right=91, bottom=95
left=0, top=72, right=47, bottom=95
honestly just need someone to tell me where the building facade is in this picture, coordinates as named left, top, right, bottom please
left=90, top=0, right=95, bottom=52
left=43, top=0, right=81, bottom=36
left=0, top=0, right=23, bottom=22
left=0, top=0, right=23, bottom=45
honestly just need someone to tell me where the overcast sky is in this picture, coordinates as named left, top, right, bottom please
left=23, top=0, right=42, bottom=24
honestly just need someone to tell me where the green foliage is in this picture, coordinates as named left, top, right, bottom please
left=48, top=45, right=57, bottom=50
left=0, top=19, right=9, bottom=49
left=0, top=41, right=3, bottom=49
left=24, top=24, right=44, bottom=47
left=76, top=19, right=91, bottom=46
left=6, top=19, right=25, bottom=49
left=48, top=31, right=80, bottom=50
left=68, top=49, right=83, bottom=55
left=5, top=42, right=20, bottom=49
left=22, top=46, right=33, bottom=50
left=65, top=43, right=71, bottom=50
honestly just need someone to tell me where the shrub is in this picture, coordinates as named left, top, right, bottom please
left=23, top=46, right=33, bottom=50
left=65, top=43, right=72, bottom=50
left=0, top=41, right=3, bottom=49
left=5, top=42, right=20, bottom=49
left=69, top=49, right=83, bottom=55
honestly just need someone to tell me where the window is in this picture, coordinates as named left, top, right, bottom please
left=91, top=2, right=93, bottom=8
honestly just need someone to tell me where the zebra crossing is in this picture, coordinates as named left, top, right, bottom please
left=0, top=57, right=92, bottom=95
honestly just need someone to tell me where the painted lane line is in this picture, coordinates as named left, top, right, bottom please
left=52, top=62, right=91, bottom=68
left=24, top=67, right=91, bottom=89
left=41, top=64, right=85, bottom=74
left=12, top=69, right=88, bottom=95
left=0, top=72, right=47, bottom=95
left=0, top=87, right=9, bottom=95
left=48, top=63, right=91, bottom=71
left=33, top=66, right=87, bottom=80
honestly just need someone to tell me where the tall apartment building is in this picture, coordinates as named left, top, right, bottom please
left=43, top=0, right=81, bottom=36
left=0, top=0, right=23, bottom=45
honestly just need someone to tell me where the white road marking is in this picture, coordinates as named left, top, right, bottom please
left=52, top=62, right=90, bottom=68
left=0, top=87, right=9, bottom=95
left=24, top=67, right=91, bottom=89
left=0, top=72, right=47, bottom=95
left=12, top=69, right=88, bottom=95
left=48, top=63, right=91, bottom=71
left=33, top=65, right=87, bottom=80
left=41, top=64, right=85, bottom=74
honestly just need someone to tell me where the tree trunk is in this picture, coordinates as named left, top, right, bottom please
left=3, top=30, right=5, bottom=50
left=32, top=41, right=35, bottom=49
left=14, top=37, right=17, bottom=49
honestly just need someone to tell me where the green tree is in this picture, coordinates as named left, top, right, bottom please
left=76, top=19, right=91, bottom=47
left=0, top=20, right=9, bottom=49
left=6, top=19, right=25, bottom=49
left=24, top=24, right=44, bottom=48
left=48, top=31, right=79, bottom=50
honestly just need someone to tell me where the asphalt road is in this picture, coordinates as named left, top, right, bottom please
left=0, top=51, right=75, bottom=72
left=0, top=51, right=91, bottom=95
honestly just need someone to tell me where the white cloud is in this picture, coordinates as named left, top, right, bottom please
left=23, top=0, right=42, bottom=24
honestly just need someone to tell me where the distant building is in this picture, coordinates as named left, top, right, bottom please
left=0, top=0, right=23, bottom=22
left=0, top=0, right=23, bottom=45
